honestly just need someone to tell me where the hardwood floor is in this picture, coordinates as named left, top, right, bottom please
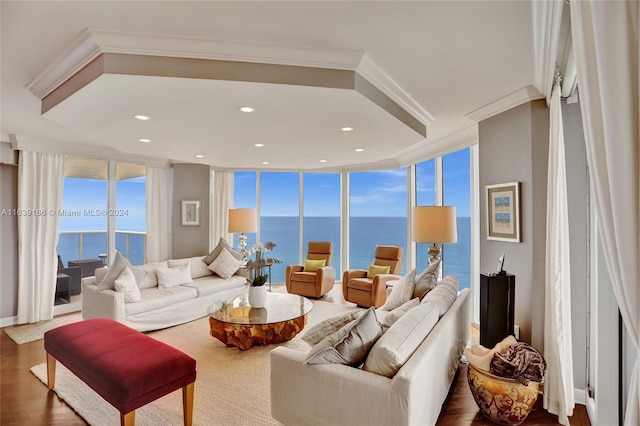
left=1, top=283, right=589, bottom=425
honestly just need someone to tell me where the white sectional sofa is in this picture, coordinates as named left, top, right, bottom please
left=271, top=287, right=471, bottom=426
left=82, top=255, right=247, bottom=332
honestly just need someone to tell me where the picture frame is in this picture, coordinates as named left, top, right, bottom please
left=181, top=200, right=200, bottom=226
left=486, top=182, right=521, bottom=242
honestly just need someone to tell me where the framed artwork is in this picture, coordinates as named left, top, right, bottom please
left=181, top=200, right=200, bottom=226
left=486, top=182, right=521, bottom=242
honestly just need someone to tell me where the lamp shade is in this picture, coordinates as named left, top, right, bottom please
left=228, top=208, right=257, bottom=233
left=412, top=206, right=457, bottom=243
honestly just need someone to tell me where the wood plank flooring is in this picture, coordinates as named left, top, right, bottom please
left=1, top=283, right=589, bottom=425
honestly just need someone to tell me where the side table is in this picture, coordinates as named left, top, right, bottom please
left=55, top=273, right=71, bottom=305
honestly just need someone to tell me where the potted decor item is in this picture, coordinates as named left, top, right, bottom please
left=247, top=243, right=269, bottom=308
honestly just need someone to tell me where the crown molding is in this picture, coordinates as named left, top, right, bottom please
left=396, top=125, right=478, bottom=166
left=532, top=0, right=564, bottom=101
left=465, top=86, right=544, bottom=122
left=357, top=54, right=434, bottom=126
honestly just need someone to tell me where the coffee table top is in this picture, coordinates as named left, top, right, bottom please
left=211, top=292, right=313, bottom=326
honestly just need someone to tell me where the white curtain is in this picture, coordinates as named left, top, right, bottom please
left=543, top=84, right=574, bottom=424
left=571, top=2, right=639, bottom=424
left=212, top=170, right=234, bottom=245
left=17, top=151, right=66, bottom=324
left=145, top=166, right=173, bottom=262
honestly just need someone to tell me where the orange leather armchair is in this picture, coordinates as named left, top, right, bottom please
left=342, top=245, right=403, bottom=308
left=286, top=241, right=336, bottom=298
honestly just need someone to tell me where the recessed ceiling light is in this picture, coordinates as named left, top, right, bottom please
left=239, top=106, right=255, bottom=113
left=133, top=114, right=150, bottom=120
left=138, top=138, right=151, bottom=143
left=261, top=161, right=270, bottom=165
left=341, top=126, right=354, bottom=132
left=195, top=154, right=204, bottom=159
left=355, top=148, right=364, bottom=152
left=319, top=159, right=327, bottom=163
left=253, top=143, right=265, bottom=147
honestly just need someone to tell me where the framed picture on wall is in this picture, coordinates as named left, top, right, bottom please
left=486, top=182, right=521, bottom=242
left=181, top=200, right=200, bottom=226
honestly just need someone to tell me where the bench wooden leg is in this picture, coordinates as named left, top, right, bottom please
left=46, top=352, right=56, bottom=390
left=182, top=382, right=194, bottom=426
left=121, top=410, right=135, bottom=426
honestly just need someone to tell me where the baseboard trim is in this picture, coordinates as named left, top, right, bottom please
left=0, top=315, right=17, bottom=328
left=574, top=388, right=586, bottom=405
left=586, top=396, right=596, bottom=424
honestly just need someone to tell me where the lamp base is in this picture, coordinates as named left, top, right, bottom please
left=427, top=244, right=441, bottom=264
left=238, top=233, right=249, bottom=258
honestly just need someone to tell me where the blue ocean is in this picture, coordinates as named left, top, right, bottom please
left=57, top=216, right=471, bottom=289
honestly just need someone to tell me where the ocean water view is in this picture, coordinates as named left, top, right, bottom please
left=57, top=216, right=471, bottom=289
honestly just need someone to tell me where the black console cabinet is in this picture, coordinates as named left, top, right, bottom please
left=480, top=273, right=515, bottom=348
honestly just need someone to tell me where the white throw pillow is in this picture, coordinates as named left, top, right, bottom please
left=156, top=264, right=193, bottom=288
left=378, top=268, right=417, bottom=311
left=135, top=261, right=168, bottom=289
left=304, top=307, right=382, bottom=366
left=413, top=259, right=441, bottom=299
left=207, top=248, right=244, bottom=279
left=168, top=256, right=212, bottom=279
left=301, top=309, right=363, bottom=346
left=378, top=298, right=419, bottom=332
left=364, top=302, right=439, bottom=378
left=113, top=267, right=141, bottom=303
left=97, top=251, right=146, bottom=290
left=421, top=275, right=459, bottom=317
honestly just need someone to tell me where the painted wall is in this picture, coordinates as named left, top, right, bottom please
left=0, top=142, right=19, bottom=320
left=171, top=163, right=210, bottom=258
left=478, top=100, right=549, bottom=349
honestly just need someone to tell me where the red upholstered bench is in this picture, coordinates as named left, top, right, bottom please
left=44, top=318, right=196, bottom=426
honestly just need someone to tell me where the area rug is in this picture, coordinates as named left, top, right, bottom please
left=30, top=300, right=358, bottom=426
left=4, top=313, right=83, bottom=345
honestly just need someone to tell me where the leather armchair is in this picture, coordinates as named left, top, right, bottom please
left=285, top=241, right=335, bottom=298
left=342, top=245, right=403, bottom=308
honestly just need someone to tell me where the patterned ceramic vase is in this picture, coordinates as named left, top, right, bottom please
left=466, top=363, right=539, bottom=425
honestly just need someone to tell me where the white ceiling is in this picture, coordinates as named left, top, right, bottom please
left=1, top=1, right=536, bottom=172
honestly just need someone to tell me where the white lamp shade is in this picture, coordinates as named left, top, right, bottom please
left=412, top=206, right=457, bottom=243
left=228, top=208, right=257, bottom=233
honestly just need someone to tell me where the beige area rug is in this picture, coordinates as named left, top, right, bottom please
left=4, top=313, right=83, bottom=345
left=31, top=300, right=358, bottom=426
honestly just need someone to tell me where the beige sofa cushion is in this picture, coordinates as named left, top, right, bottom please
left=413, top=259, right=440, bottom=299
left=125, top=285, right=197, bottom=316
left=97, top=251, right=145, bottom=290
left=379, top=268, right=417, bottom=311
left=421, top=275, right=459, bottom=317
left=136, top=261, right=168, bottom=289
left=168, top=256, right=212, bottom=279
left=300, top=309, right=363, bottom=346
left=364, top=301, right=439, bottom=378
left=378, top=297, right=419, bottom=332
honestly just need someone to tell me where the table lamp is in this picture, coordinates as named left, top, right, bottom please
left=412, top=206, right=457, bottom=265
left=228, top=208, right=257, bottom=257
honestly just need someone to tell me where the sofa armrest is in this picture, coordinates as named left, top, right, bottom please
left=271, top=346, right=406, bottom=426
left=81, top=283, right=125, bottom=321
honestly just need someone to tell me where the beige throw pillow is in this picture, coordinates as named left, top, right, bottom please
left=203, top=238, right=244, bottom=265
left=413, top=259, right=441, bottom=299
left=208, top=248, right=244, bottom=279
left=301, top=309, right=363, bottom=346
left=304, top=307, right=382, bottom=366
left=421, top=275, right=459, bottom=317
left=364, top=302, right=439, bottom=378
left=379, top=268, right=417, bottom=311
left=378, top=298, right=419, bottom=332
left=97, top=251, right=146, bottom=290
left=169, top=256, right=211, bottom=279
left=156, top=264, right=193, bottom=288
left=135, top=261, right=168, bottom=289
left=113, top=267, right=141, bottom=303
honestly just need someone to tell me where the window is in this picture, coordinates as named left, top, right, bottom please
left=115, top=163, right=146, bottom=266
left=415, top=158, right=436, bottom=270
left=303, top=173, right=341, bottom=275
left=232, top=171, right=257, bottom=251
left=349, top=169, right=407, bottom=272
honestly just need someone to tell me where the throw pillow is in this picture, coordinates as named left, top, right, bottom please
left=304, top=307, right=382, bottom=366
left=378, top=268, right=417, bottom=311
left=421, top=275, right=459, bottom=317
left=301, top=309, right=363, bottom=346
left=169, top=256, right=211, bottom=279
left=413, top=259, right=441, bottom=299
left=113, top=267, right=141, bottom=303
left=378, top=297, right=419, bottom=332
left=208, top=247, right=244, bottom=279
left=135, top=261, right=168, bottom=289
left=303, top=258, right=326, bottom=272
left=364, top=302, right=439, bottom=378
left=97, top=251, right=146, bottom=290
left=203, top=238, right=244, bottom=265
left=156, top=264, right=193, bottom=288
left=367, top=264, right=390, bottom=279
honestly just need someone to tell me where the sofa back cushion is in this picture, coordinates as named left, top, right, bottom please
left=168, top=256, right=211, bottom=279
left=363, top=302, right=439, bottom=378
left=421, top=275, right=459, bottom=317
left=135, top=261, right=168, bottom=289
left=156, top=264, right=193, bottom=288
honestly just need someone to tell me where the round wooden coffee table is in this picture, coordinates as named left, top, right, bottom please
left=209, top=292, right=313, bottom=350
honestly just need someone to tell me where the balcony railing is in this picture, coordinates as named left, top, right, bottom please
left=57, top=230, right=146, bottom=266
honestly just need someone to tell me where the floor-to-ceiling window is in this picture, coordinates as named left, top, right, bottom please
left=443, top=148, right=472, bottom=289
left=303, top=173, right=341, bottom=275
left=232, top=171, right=257, bottom=251
left=115, top=163, right=146, bottom=266
left=349, top=168, right=407, bottom=273
left=415, top=158, right=436, bottom=272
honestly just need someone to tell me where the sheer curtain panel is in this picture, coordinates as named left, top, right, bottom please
left=543, top=84, right=574, bottom=424
left=17, top=150, right=66, bottom=323
left=146, top=166, right=172, bottom=262
left=571, top=2, right=639, bottom=424
left=213, top=170, right=233, bottom=245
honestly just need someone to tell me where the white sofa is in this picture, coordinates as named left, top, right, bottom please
left=270, top=288, right=471, bottom=426
left=82, top=255, right=247, bottom=332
